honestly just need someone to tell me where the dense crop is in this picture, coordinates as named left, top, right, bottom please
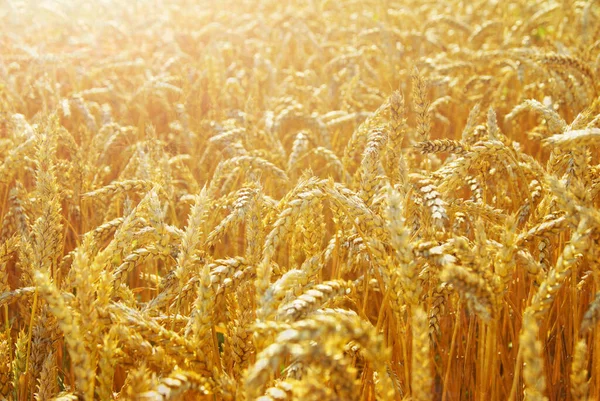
left=1, top=0, right=600, bottom=400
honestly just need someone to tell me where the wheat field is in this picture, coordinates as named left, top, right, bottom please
left=1, top=0, right=599, bottom=400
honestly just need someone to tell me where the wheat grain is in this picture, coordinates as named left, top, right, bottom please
left=2, top=1, right=600, bottom=400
